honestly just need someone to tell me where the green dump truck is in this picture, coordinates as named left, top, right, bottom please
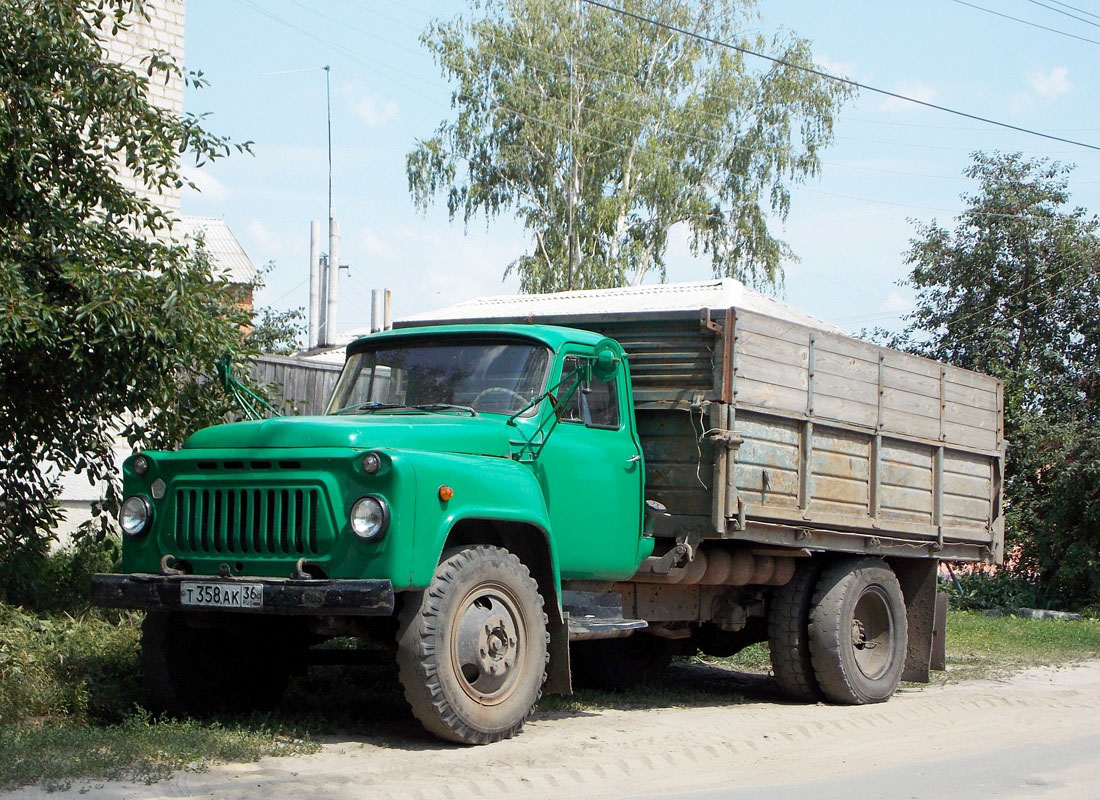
left=92, top=282, right=1005, bottom=745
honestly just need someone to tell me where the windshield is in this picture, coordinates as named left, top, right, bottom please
left=326, top=336, right=552, bottom=416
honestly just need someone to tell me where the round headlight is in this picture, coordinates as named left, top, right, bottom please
left=362, top=451, right=382, bottom=474
left=120, top=495, right=152, bottom=537
left=132, top=454, right=150, bottom=476
left=350, top=496, right=389, bottom=540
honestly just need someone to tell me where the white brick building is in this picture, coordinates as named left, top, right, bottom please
left=99, top=0, right=186, bottom=215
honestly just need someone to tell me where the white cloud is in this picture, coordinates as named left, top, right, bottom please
left=816, top=54, right=860, bottom=81
left=359, top=227, right=395, bottom=259
left=879, top=81, right=938, bottom=113
left=352, top=93, right=399, bottom=128
left=182, top=166, right=229, bottom=201
left=882, top=290, right=912, bottom=314
left=1012, top=67, right=1071, bottom=112
left=247, top=218, right=291, bottom=254
left=1029, top=66, right=1071, bottom=99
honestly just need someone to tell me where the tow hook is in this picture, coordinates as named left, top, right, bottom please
left=160, top=554, right=185, bottom=576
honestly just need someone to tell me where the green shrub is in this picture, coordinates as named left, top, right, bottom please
left=945, top=569, right=1042, bottom=612
left=0, top=603, right=141, bottom=726
left=0, top=535, right=120, bottom=613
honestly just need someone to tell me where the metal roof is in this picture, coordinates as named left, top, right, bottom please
left=176, top=216, right=259, bottom=286
left=398, top=278, right=849, bottom=336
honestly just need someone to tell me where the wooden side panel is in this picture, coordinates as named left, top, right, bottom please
left=943, top=450, right=993, bottom=529
left=810, top=427, right=871, bottom=517
left=636, top=410, right=714, bottom=519
left=734, top=411, right=800, bottom=509
left=733, top=309, right=1002, bottom=457
left=879, top=440, right=934, bottom=524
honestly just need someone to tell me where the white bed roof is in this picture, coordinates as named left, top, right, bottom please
left=398, top=278, right=848, bottom=336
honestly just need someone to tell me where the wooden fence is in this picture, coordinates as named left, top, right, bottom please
left=250, top=354, right=342, bottom=416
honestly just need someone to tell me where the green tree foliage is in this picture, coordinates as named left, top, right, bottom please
left=901, top=152, right=1100, bottom=609
left=407, top=0, right=853, bottom=292
left=0, top=0, right=257, bottom=597
left=248, top=307, right=306, bottom=356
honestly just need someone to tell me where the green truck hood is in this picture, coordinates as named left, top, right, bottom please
left=183, top=413, right=515, bottom=457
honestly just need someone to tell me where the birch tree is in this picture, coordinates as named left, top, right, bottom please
left=407, top=0, right=853, bottom=292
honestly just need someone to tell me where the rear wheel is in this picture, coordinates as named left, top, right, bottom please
left=807, top=558, right=908, bottom=704
left=767, top=560, right=823, bottom=702
left=571, top=633, right=674, bottom=691
left=396, top=546, right=548, bottom=744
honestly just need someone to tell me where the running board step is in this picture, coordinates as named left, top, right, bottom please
left=562, top=588, right=648, bottom=641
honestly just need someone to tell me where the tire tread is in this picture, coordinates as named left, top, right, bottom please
left=396, top=545, right=549, bottom=745
left=767, top=561, right=823, bottom=702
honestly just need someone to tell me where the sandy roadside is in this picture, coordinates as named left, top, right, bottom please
left=5, top=661, right=1099, bottom=800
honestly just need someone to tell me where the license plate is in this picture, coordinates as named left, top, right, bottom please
left=180, top=582, right=263, bottom=609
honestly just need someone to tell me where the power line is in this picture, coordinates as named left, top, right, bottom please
left=1023, top=0, right=1100, bottom=29
left=1041, top=0, right=1100, bottom=22
left=950, top=0, right=1100, bottom=47
left=231, top=0, right=440, bottom=103
left=580, top=0, right=1100, bottom=152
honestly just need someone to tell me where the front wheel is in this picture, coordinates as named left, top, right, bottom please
left=396, top=545, right=548, bottom=744
left=808, top=557, right=908, bottom=704
left=142, top=612, right=291, bottom=716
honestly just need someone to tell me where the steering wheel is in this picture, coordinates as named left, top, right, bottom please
left=471, top=386, right=529, bottom=408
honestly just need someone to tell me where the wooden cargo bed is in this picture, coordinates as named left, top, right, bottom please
left=399, top=287, right=1005, bottom=565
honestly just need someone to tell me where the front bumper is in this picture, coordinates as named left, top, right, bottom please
left=91, top=573, right=395, bottom=616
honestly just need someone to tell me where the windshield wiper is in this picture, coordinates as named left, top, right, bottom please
left=332, top=402, right=478, bottom=417
left=332, top=402, right=417, bottom=415
left=413, top=403, right=478, bottom=416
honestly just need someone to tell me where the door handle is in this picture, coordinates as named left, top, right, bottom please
left=626, top=455, right=641, bottom=463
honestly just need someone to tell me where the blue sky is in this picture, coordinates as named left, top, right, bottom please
left=182, top=0, right=1100, bottom=337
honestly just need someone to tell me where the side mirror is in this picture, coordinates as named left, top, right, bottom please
left=592, top=338, right=620, bottom=382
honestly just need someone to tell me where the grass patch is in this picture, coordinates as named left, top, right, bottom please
left=941, top=610, right=1100, bottom=681
left=0, top=715, right=316, bottom=792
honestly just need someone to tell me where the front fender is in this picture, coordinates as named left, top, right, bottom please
left=401, top=451, right=558, bottom=593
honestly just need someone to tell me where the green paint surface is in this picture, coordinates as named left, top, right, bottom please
left=119, top=325, right=653, bottom=594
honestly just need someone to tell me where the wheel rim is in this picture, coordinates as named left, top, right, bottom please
left=849, top=584, right=895, bottom=681
left=450, top=582, right=527, bottom=706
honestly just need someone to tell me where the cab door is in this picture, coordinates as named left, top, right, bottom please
left=535, top=345, right=644, bottom=580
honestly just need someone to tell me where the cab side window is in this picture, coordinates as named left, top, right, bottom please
left=560, top=356, right=620, bottom=430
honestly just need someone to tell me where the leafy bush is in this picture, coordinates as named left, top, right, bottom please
left=0, top=535, right=120, bottom=614
left=0, top=603, right=141, bottom=726
left=945, top=568, right=1041, bottom=612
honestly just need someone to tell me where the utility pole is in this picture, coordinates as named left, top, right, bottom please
left=566, top=0, right=579, bottom=291
left=308, top=220, right=321, bottom=348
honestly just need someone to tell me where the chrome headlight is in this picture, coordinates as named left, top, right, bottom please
left=350, top=496, right=389, bottom=540
left=120, top=495, right=153, bottom=537
left=132, top=454, right=151, bottom=476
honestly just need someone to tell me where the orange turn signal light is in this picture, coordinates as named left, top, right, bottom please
left=438, top=485, right=455, bottom=502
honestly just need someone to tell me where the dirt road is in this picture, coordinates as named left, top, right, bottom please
left=7, top=662, right=1100, bottom=800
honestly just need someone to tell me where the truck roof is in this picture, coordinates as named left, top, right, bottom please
left=346, top=323, right=606, bottom=353
left=396, top=278, right=849, bottom=336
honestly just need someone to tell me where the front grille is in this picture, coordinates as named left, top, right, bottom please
left=170, top=487, right=326, bottom=557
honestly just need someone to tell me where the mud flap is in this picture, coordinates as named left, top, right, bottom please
left=931, top=590, right=948, bottom=672
left=888, top=558, right=940, bottom=684
left=544, top=609, right=572, bottom=695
